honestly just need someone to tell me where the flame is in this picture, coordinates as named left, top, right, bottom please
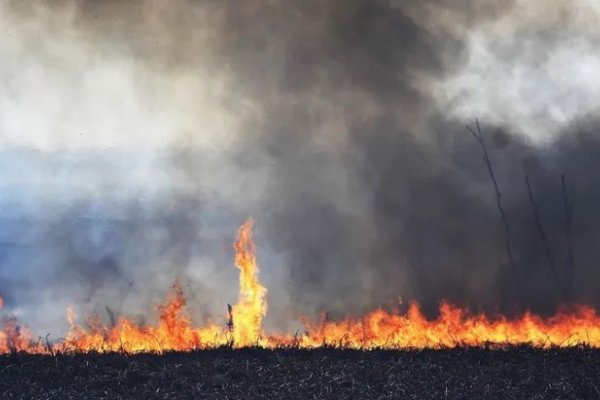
left=231, top=219, right=268, bottom=347
left=293, top=302, right=600, bottom=348
left=60, top=282, right=226, bottom=353
left=2, top=219, right=600, bottom=353
left=0, top=297, right=45, bottom=353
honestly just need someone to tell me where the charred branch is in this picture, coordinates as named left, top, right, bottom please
left=467, top=119, right=517, bottom=275
left=524, top=175, right=561, bottom=286
left=227, top=304, right=234, bottom=333
left=226, top=303, right=235, bottom=348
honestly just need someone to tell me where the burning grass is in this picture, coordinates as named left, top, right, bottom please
left=1, top=219, right=600, bottom=398
left=3, top=219, right=600, bottom=354
left=1, top=346, right=599, bottom=399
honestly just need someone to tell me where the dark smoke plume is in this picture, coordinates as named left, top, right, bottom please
left=1, top=0, right=600, bottom=334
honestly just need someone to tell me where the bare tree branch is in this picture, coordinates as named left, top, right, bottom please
left=524, top=175, right=559, bottom=283
left=466, top=119, right=517, bottom=275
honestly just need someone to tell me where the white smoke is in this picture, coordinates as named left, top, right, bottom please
left=434, top=0, right=600, bottom=143
left=0, top=1, right=245, bottom=152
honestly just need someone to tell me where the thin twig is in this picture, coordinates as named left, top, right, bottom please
left=524, top=175, right=559, bottom=284
left=467, top=119, right=517, bottom=274
left=45, top=334, right=54, bottom=357
left=226, top=304, right=235, bottom=348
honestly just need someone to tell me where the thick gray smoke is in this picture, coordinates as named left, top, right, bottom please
left=1, top=0, right=600, bottom=335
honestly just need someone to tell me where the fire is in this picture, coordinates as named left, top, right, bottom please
left=1, top=219, right=600, bottom=353
left=296, top=302, right=600, bottom=348
left=0, top=297, right=45, bottom=353
left=60, top=282, right=226, bottom=353
left=231, top=219, right=268, bottom=347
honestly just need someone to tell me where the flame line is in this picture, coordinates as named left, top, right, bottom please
left=1, top=220, right=600, bottom=353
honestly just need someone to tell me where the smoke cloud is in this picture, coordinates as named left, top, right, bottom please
left=1, top=0, right=600, bottom=335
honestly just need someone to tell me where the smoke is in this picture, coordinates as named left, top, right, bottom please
left=437, top=0, right=600, bottom=143
left=1, top=0, right=600, bottom=335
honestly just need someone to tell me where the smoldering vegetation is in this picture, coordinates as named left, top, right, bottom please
left=1, top=0, right=600, bottom=335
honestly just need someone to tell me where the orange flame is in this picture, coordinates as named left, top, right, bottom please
left=2, top=220, right=600, bottom=353
left=231, top=219, right=268, bottom=347
left=0, top=297, right=45, bottom=353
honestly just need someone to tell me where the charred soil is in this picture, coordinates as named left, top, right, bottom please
left=0, top=347, right=599, bottom=399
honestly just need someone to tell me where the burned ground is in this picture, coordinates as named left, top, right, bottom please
left=1, top=347, right=599, bottom=399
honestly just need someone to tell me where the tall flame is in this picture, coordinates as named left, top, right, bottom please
left=231, top=219, right=268, bottom=347
left=2, top=219, right=600, bottom=353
